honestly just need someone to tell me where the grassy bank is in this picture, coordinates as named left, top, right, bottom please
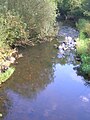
left=76, top=19, right=90, bottom=77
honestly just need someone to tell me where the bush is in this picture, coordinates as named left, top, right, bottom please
left=76, top=19, right=90, bottom=37
left=76, top=38, right=90, bottom=76
left=0, top=9, right=28, bottom=46
left=81, top=54, right=90, bottom=75
left=57, top=0, right=83, bottom=19
left=0, top=0, right=56, bottom=44
left=82, top=0, right=90, bottom=18
left=76, top=38, right=88, bottom=54
left=7, top=0, right=56, bottom=40
left=57, top=0, right=90, bottom=20
left=76, top=18, right=90, bottom=76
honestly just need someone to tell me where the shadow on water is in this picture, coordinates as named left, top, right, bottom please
left=0, top=38, right=90, bottom=120
left=8, top=42, right=57, bottom=98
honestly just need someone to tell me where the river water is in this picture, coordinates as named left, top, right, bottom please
left=0, top=33, right=90, bottom=120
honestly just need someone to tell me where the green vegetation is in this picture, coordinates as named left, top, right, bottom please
left=0, top=0, right=56, bottom=46
left=0, top=9, right=28, bottom=46
left=57, top=0, right=90, bottom=20
left=57, top=0, right=90, bottom=77
left=7, top=0, right=56, bottom=41
left=0, top=67, right=15, bottom=84
left=57, top=0, right=84, bottom=20
left=82, top=0, right=90, bottom=18
left=0, top=0, right=56, bottom=83
left=76, top=19, right=90, bottom=77
left=0, top=4, right=28, bottom=82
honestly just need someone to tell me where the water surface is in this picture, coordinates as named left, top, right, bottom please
left=0, top=40, right=90, bottom=120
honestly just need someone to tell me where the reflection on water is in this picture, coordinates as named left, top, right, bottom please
left=0, top=40, right=90, bottom=120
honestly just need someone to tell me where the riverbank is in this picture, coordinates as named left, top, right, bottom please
left=0, top=48, right=17, bottom=84
left=56, top=20, right=90, bottom=79
left=76, top=19, right=90, bottom=78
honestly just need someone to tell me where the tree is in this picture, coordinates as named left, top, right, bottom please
left=82, top=0, right=90, bottom=17
left=57, top=0, right=84, bottom=19
left=7, top=0, right=56, bottom=40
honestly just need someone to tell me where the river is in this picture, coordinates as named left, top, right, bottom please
left=0, top=25, right=90, bottom=120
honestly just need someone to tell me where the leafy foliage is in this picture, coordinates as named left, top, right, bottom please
left=81, top=54, right=90, bottom=76
left=82, top=0, right=90, bottom=17
left=7, top=0, right=56, bottom=40
left=0, top=67, right=15, bottom=84
left=0, top=0, right=56, bottom=46
left=0, top=9, right=28, bottom=46
left=76, top=19, right=90, bottom=37
left=57, top=0, right=83, bottom=19
left=76, top=18, right=90, bottom=76
left=76, top=38, right=88, bottom=54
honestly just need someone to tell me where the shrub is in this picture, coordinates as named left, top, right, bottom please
left=0, top=9, right=28, bottom=46
left=57, top=0, right=83, bottom=19
left=81, top=54, right=90, bottom=75
left=0, top=0, right=56, bottom=43
left=76, top=18, right=90, bottom=76
left=82, top=0, right=90, bottom=18
left=7, top=0, right=56, bottom=40
left=76, top=38, right=88, bottom=54
left=76, top=19, right=90, bottom=37
left=76, top=38, right=90, bottom=76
